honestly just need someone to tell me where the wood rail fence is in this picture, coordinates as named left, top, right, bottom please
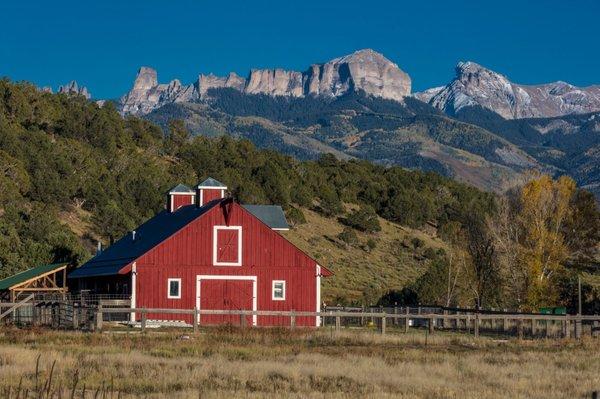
left=2, top=302, right=599, bottom=339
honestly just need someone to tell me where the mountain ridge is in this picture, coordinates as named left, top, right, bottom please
left=120, top=49, right=411, bottom=115
left=416, top=61, right=600, bottom=119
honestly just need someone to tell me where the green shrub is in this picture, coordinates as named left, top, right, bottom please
left=344, top=205, right=381, bottom=233
left=337, top=227, right=359, bottom=247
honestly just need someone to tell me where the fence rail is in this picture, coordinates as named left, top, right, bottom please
left=2, top=302, right=599, bottom=340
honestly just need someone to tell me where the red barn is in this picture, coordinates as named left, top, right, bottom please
left=69, top=178, right=331, bottom=327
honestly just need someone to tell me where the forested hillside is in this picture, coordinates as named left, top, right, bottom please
left=146, top=89, right=540, bottom=192
left=0, top=79, right=598, bottom=310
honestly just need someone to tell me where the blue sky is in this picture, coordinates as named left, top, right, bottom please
left=1, top=0, right=598, bottom=99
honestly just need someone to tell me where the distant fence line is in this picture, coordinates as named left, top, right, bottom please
left=1, top=301, right=599, bottom=340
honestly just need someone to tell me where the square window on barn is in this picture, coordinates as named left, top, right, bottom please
left=213, top=226, right=242, bottom=266
left=272, top=280, right=286, bottom=301
left=167, top=278, right=181, bottom=299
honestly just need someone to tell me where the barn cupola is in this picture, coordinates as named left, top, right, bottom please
left=167, top=184, right=195, bottom=212
left=196, top=177, right=227, bottom=207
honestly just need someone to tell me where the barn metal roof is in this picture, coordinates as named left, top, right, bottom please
left=69, top=200, right=222, bottom=279
left=197, top=177, right=226, bottom=188
left=0, top=263, right=67, bottom=290
left=168, top=184, right=194, bottom=193
left=242, top=205, right=289, bottom=230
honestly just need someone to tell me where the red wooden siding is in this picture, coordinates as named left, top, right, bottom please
left=133, top=202, right=320, bottom=326
left=170, top=194, right=195, bottom=211
left=199, top=188, right=223, bottom=205
left=199, top=279, right=253, bottom=325
left=215, top=228, right=239, bottom=263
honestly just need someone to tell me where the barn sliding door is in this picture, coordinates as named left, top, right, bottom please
left=196, top=276, right=257, bottom=326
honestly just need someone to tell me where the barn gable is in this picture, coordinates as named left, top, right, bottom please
left=133, top=199, right=330, bottom=275
left=70, top=197, right=329, bottom=279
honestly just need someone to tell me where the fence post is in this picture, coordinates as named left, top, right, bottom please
left=290, top=310, right=296, bottom=330
left=517, top=319, right=524, bottom=340
left=474, top=313, right=480, bottom=338
left=442, top=310, right=448, bottom=329
left=564, top=315, right=571, bottom=339
left=593, top=321, right=599, bottom=338
left=545, top=319, right=551, bottom=338
left=429, top=316, right=435, bottom=334
left=575, top=316, right=582, bottom=339
left=193, top=307, right=199, bottom=332
left=404, top=307, right=410, bottom=333
left=335, top=315, right=341, bottom=332
left=140, top=308, right=147, bottom=333
left=95, top=304, right=103, bottom=332
left=531, top=318, right=536, bottom=338
left=72, top=303, right=78, bottom=330
left=380, top=315, right=386, bottom=335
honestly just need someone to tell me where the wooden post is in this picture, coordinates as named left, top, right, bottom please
left=429, top=316, right=435, bottom=335
left=575, top=316, right=582, bottom=340
left=193, top=307, right=199, bottom=332
left=564, top=315, right=571, bottom=339
left=380, top=315, right=386, bottom=335
left=592, top=320, right=599, bottom=338
left=394, top=306, right=398, bottom=326
left=442, top=310, right=448, bottom=329
left=503, top=317, right=509, bottom=334
left=95, top=304, right=103, bottom=332
left=404, top=307, right=410, bottom=333
left=72, top=304, right=78, bottom=329
left=335, top=315, right=341, bottom=332
left=290, top=310, right=296, bottom=330
left=545, top=319, right=551, bottom=338
left=474, top=313, right=480, bottom=338
left=140, top=308, right=147, bottom=332
left=517, top=319, right=524, bottom=340
left=531, top=318, right=536, bottom=337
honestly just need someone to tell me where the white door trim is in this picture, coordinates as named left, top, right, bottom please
left=316, top=264, right=321, bottom=327
left=196, top=275, right=258, bottom=326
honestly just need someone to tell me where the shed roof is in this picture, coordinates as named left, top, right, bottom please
left=169, top=184, right=194, bottom=193
left=0, top=263, right=67, bottom=290
left=242, top=205, right=289, bottom=230
left=197, top=177, right=226, bottom=188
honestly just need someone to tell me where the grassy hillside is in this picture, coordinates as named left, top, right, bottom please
left=283, top=206, right=447, bottom=304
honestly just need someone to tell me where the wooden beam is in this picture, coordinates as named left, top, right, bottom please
left=7, top=266, right=67, bottom=291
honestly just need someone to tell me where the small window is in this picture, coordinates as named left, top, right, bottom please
left=272, top=280, right=286, bottom=301
left=167, top=278, right=181, bottom=299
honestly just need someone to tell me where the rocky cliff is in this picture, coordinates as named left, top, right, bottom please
left=119, top=49, right=411, bottom=115
left=418, top=62, right=600, bottom=119
left=58, top=81, right=91, bottom=99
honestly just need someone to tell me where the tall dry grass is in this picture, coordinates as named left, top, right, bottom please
left=0, top=327, right=598, bottom=398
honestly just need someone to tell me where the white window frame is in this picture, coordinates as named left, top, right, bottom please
left=213, top=225, right=242, bottom=266
left=272, top=280, right=286, bottom=301
left=167, top=278, right=182, bottom=299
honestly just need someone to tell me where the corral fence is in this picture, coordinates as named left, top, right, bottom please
left=1, top=300, right=599, bottom=340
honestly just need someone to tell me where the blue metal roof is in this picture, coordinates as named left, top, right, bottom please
left=197, top=177, right=226, bottom=188
left=69, top=200, right=221, bottom=279
left=169, top=183, right=194, bottom=193
left=242, top=205, right=289, bottom=230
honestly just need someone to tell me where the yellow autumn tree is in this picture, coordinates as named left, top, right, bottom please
left=518, top=175, right=576, bottom=309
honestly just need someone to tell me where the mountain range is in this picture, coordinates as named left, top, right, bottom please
left=65, top=49, right=600, bottom=197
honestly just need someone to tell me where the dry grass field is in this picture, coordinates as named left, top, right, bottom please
left=0, top=327, right=599, bottom=398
